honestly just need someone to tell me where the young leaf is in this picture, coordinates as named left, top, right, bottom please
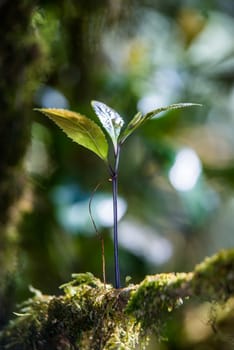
left=34, top=108, right=108, bottom=161
left=143, top=103, right=202, bottom=121
left=91, top=101, right=124, bottom=153
left=118, top=111, right=143, bottom=144
left=119, top=103, right=202, bottom=144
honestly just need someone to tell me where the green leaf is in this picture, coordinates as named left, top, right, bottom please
left=119, top=103, right=202, bottom=144
left=119, top=111, right=143, bottom=144
left=143, top=103, right=202, bottom=121
left=34, top=108, right=108, bottom=161
left=91, top=101, right=124, bottom=153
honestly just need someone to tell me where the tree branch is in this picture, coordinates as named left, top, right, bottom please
left=1, top=249, right=234, bottom=349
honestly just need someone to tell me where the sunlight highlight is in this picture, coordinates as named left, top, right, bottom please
left=118, top=220, right=173, bottom=265
left=169, top=148, right=202, bottom=192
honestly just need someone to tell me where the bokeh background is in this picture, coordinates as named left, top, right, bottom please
left=1, top=0, right=234, bottom=348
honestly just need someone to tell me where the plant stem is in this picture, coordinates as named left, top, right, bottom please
left=111, top=144, right=121, bottom=288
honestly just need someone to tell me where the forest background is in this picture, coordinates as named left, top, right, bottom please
left=1, top=0, right=234, bottom=349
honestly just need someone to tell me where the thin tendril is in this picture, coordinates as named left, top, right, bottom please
left=88, top=181, right=106, bottom=287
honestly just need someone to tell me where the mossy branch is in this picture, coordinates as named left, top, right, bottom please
left=1, top=249, right=234, bottom=350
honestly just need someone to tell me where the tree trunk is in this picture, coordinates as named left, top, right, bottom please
left=0, top=0, right=48, bottom=327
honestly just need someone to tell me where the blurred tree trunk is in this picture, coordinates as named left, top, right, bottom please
left=0, top=0, right=48, bottom=328
left=46, top=0, right=129, bottom=103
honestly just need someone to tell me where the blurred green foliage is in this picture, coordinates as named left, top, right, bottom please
left=1, top=0, right=234, bottom=348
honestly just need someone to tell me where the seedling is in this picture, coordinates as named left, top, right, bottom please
left=35, top=100, right=200, bottom=288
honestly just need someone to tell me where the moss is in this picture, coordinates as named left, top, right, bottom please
left=0, top=274, right=139, bottom=349
left=1, top=250, right=234, bottom=349
left=191, top=250, right=234, bottom=301
left=0, top=291, right=52, bottom=349
left=126, top=250, right=234, bottom=337
left=126, top=272, right=191, bottom=337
